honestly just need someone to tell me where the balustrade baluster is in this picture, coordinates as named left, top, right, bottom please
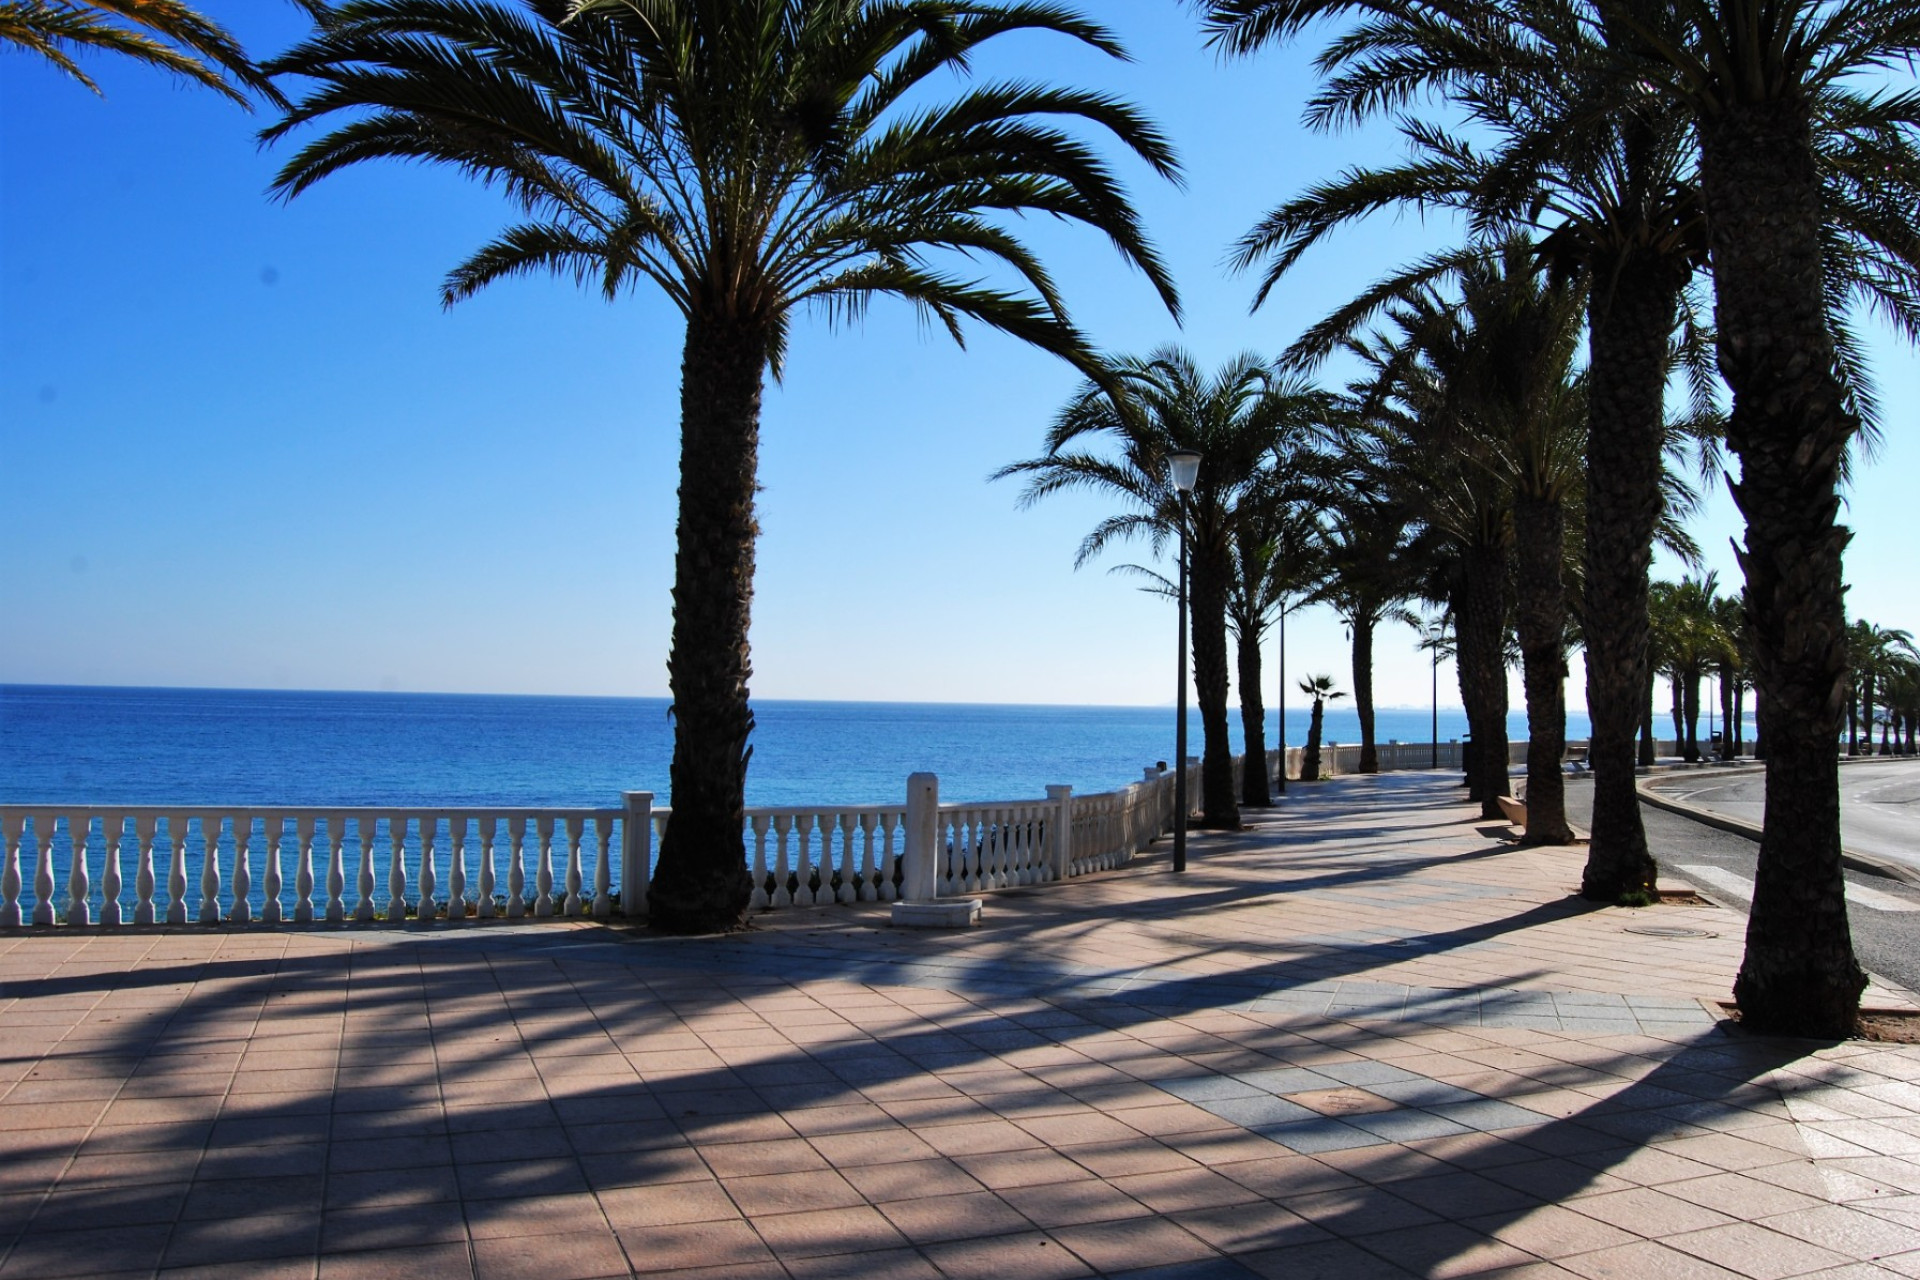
left=854, top=814, right=876, bottom=902
left=591, top=817, right=612, bottom=919
left=386, top=813, right=409, bottom=922
left=354, top=814, right=378, bottom=922
left=294, top=816, right=317, bottom=923
left=534, top=815, right=555, bottom=917
left=2, top=811, right=23, bottom=927
left=231, top=814, right=255, bottom=923
left=31, top=814, right=56, bottom=926
left=478, top=816, right=498, bottom=918
left=100, top=811, right=124, bottom=925
left=163, top=814, right=190, bottom=925
left=65, top=813, right=92, bottom=927
left=506, top=815, right=527, bottom=918
left=418, top=815, right=438, bottom=923
left=132, top=814, right=157, bottom=924
left=793, top=814, right=817, bottom=907
left=563, top=815, right=584, bottom=916
left=324, top=816, right=347, bottom=922
left=448, top=816, right=468, bottom=922
left=770, top=814, right=793, bottom=908
left=748, top=815, right=771, bottom=910
left=198, top=815, right=224, bottom=924
left=260, top=814, right=283, bottom=924
left=835, top=813, right=857, bottom=904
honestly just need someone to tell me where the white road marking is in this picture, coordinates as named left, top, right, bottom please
left=1677, top=864, right=1920, bottom=914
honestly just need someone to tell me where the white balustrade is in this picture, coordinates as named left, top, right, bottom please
left=0, top=766, right=1193, bottom=930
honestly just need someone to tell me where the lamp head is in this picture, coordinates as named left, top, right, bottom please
left=1168, top=449, right=1201, bottom=494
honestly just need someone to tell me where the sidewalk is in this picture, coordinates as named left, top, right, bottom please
left=6, top=772, right=1920, bottom=1280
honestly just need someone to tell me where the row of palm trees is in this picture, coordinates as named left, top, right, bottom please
left=17, top=0, right=1920, bottom=1036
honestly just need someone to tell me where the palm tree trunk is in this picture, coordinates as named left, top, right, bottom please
left=1352, top=612, right=1379, bottom=774
left=648, top=314, right=767, bottom=933
left=1670, top=676, right=1684, bottom=752
left=1302, top=698, right=1325, bottom=781
left=1682, top=669, right=1701, bottom=761
left=1514, top=493, right=1572, bottom=844
left=1191, top=542, right=1240, bottom=828
left=1702, top=98, right=1865, bottom=1036
left=1640, top=669, right=1658, bottom=766
left=1236, top=624, right=1270, bottom=807
left=1456, top=540, right=1511, bottom=817
left=1719, top=664, right=1736, bottom=760
left=1847, top=680, right=1859, bottom=755
left=1580, top=258, right=1677, bottom=895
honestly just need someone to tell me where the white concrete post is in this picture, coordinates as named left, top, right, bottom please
left=892, top=772, right=978, bottom=928
left=622, top=791, right=653, bottom=918
left=901, top=772, right=939, bottom=902
left=1046, top=785, right=1073, bottom=881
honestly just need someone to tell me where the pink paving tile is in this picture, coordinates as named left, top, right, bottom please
left=318, top=1240, right=476, bottom=1279
left=996, top=1177, right=1154, bottom=1228
left=917, top=1230, right=1094, bottom=1280
left=878, top=1189, right=1032, bottom=1243
left=616, top=1216, right=778, bottom=1274
left=597, top=1180, right=742, bottom=1228
left=471, top=1230, right=630, bottom=1280
left=750, top=1204, right=910, bottom=1257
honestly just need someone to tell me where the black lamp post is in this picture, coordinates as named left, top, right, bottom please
left=1169, top=448, right=1201, bottom=873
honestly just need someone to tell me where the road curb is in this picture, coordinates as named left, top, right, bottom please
left=1636, top=778, right=1920, bottom=887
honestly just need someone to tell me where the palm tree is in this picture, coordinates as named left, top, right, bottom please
left=1311, top=428, right=1419, bottom=777
left=1583, top=0, right=1920, bottom=1035
left=1000, top=350, right=1289, bottom=830
left=1198, top=0, right=1710, bottom=890
left=267, top=0, right=1180, bottom=931
left=1296, top=673, right=1344, bottom=781
left=1, top=0, right=284, bottom=105
left=1225, top=407, right=1333, bottom=806
left=1850, top=620, right=1919, bottom=755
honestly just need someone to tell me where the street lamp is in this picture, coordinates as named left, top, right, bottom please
left=1168, top=448, right=1201, bottom=874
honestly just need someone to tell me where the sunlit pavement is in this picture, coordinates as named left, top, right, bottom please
left=7, top=771, right=1920, bottom=1280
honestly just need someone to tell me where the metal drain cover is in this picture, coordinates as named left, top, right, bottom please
left=1623, top=925, right=1717, bottom=938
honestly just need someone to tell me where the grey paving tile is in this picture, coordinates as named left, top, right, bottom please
left=1255, top=1119, right=1389, bottom=1155
left=1159, top=1077, right=1266, bottom=1104
left=1200, top=1095, right=1321, bottom=1129
left=1426, top=1099, right=1552, bottom=1133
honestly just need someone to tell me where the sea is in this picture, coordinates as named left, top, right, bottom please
left=0, top=684, right=1589, bottom=809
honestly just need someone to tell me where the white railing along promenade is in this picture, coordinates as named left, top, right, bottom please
left=0, top=761, right=1200, bottom=930
left=7, top=738, right=1622, bottom=930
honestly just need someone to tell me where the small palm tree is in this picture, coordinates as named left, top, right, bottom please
left=1, top=0, right=283, bottom=105
left=267, top=0, right=1181, bottom=931
left=999, top=349, right=1292, bottom=829
left=1296, top=673, right=1344, bottom=781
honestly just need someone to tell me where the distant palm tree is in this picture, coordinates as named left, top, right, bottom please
left=268, top=0, right=1181, bottom=931
left=1, top=0, right=283, bottom=105
left=1000, top=349, right=1287, bottom=829
left=1296, top=673, right=1343, bottom=781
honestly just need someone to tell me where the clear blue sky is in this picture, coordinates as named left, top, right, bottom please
left=2, top=1, right=1914, bottom=710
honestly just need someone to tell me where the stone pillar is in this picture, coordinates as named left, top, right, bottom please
left=892, top=772, right=978, bottom=927
left=621, top=791, right=653, bottom=919
left=1047, top=785, right=1073, bottom=881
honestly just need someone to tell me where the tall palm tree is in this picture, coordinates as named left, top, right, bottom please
left=267, top=0, right=1181, bottom=931
left=999, top=350, right=1287, bottom=829
left=1583, top=0, right=1920, bottom=1034
left=2, top=0, right=284, bottom=105
left=1198, top=0, right=1711, bottom=889
left=1850, top=620, right=1919, bottom=755
left=1225, top=400, right=1333, bottom=806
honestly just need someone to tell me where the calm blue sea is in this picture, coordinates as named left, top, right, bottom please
left=0, top=685, right=1587, bottom=809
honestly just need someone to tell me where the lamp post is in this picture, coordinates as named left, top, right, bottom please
left=1275, top=600, right=1287, bottom=796
left=1422, top=618, right=1446, bottom=770
left=1169, top=449, right=1201, bottom=874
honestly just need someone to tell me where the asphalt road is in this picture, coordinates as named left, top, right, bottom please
left=1645, top=758, right=1920, bottom=870
left=1562, top=772, right=1920, bottom=1000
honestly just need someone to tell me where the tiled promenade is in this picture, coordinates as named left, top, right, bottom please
left=7, top=773, right=1920, bottom=1279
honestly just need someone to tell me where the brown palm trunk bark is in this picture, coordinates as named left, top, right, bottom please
left=1456, top=540, right=1511, bottom=817
left=1353, top=612, right=1379, bottom=773
left=1236, top=623, right=1270, bottom=807
left=1191, top=542, right=1240, bottom=828
left=648, top=313, right=767, bottom=933
left=1682, top=669, right=1701, bottom=761
left=1580, top=257, right=1677, bottom=895
left=1702, top=98, right=1865, bottom=1036
left=1514, top=493, right=1573, bottom=844
left=1302, top=699, right=1325, bottom=781
left=1640, top=669, right=1658, bottom=766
